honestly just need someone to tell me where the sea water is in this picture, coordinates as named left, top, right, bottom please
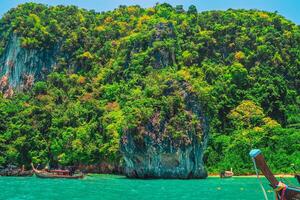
left=0, top=175, right=297, bottom=200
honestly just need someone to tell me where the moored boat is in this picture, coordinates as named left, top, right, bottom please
left=220, top=168, right=234, bottom=178
left=31, top=163, right=84, bottom=179
left=249, top=149, right=300, bottom=200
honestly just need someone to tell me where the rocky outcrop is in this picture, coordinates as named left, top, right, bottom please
left=121, top=83, right=209, bottom=179
left=151, top=22, right=176, bottom=68
left=77, top=163, right=124, bottom=174
left=0, top=165, right=33, bottom=176
left=0, top=35, right=57, bottom=93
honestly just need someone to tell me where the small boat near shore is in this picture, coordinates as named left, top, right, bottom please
left=250, top=149, right=300, bottom=200
left=220, top=168, right=234, bottom=178
left=31, top=164, right=84, bottom=179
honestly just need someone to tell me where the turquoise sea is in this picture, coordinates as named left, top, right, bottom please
left=0, top=175, right=297, bottom=200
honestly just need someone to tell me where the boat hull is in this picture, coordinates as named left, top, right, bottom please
left=220, top=171, right=233, bottom=178
left=34, top=171, right=84, bottom=179
left=31, top=163, right=84, bottom=179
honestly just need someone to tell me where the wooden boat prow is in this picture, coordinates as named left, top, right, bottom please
left=249, top=149, right=300, bottom=200
left=31, top=163, right=84, bottom=179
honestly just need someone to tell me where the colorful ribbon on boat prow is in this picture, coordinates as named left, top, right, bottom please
left=275, top=182, right=287, bottom=200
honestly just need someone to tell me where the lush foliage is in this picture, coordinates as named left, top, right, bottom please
left=0, top=3, right=299, bottom=173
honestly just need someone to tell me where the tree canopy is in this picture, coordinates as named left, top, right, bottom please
left=0, top=3, right=299, bottom=173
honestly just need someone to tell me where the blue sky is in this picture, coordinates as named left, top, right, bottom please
left=0, top=0, right=299, bottom=24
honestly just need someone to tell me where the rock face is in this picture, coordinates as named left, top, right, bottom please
left=77, top=163, right=124, bottom=174
left=0, top=35, right=57, bottom=93
left=121, top=86, right=209, bottom=179
left=152, top=22, right=176, bottom=69
left=120, top=21, right=209, bottom=179
left=0, top=165, right=33, bottom=176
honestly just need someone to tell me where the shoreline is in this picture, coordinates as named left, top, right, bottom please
left=87, top=173, right=295, bottom=178
left=208, top=174, right=294, bottom=178
left=0, top=173, right=295, bottom=178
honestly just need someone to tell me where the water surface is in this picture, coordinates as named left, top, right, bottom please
left=0, top=175, right=297, bottom=200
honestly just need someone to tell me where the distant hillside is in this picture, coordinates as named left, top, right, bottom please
left=0, top=3, right=299, bottom=176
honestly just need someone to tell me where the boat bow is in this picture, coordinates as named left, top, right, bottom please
left=249, top=149, right=300, bottom=200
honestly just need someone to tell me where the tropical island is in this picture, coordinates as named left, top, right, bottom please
left=0, top=3, right=299, bottom=179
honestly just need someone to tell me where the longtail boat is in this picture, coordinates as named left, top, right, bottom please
left=249, top=149, right=300, bottom=200
left=220, top=168, right=234, bottom=178
left=31, top=163, right=84, bottom=179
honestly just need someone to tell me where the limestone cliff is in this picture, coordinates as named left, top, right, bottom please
left=121, top=84, right=209, bottom=179
left=0, top=35, right=57, bottom=95
left=0, top=6, right=210, bottom=178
